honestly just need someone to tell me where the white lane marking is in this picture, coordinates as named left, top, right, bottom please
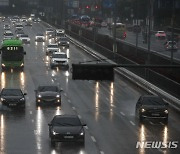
left=84, top=126, right=88, bottom=130
left=78, top=115, right=82, bottom=119
left=91, top=136, right=96, bottom=142
left=157, top=148, right=164, bottom=153
left=51, top=79, right=54, bottom=83
left=120, top=112, right=125, bottom=116
left=29, top=111, right=33, bottom=114
left=160, top=122, right=165, bottom=125
left=130, top=121, right=135, bottom=126
left=111, top=104, right=116, bottom=108
left=68, top=99, right=71, bottom=103
left=72, top=107, right=76, bottom=110
left=32, top=119, right=34, bottom=123
left=149, top=121, right=154, bottom=125
left=100, top=151, right=105, bottom=154
left=64, top=93, right=67, bottom=96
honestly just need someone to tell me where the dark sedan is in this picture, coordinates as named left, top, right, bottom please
left=35, top=86, right=62, bottom=106
left=56, top=37, right=69, bottom=47
left=135, top=95, right=169, bottom=123
left=0, top=88, right=26, bottom=108
left=48, top=115, right=86, bottom=146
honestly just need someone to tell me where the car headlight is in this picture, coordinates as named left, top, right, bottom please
left=21, top=63, right=24, bottom=67
left=20, top=98, right=25, bottom=101
left=164, top=110, right=168, bottom=114
left=38, top=94, right=42, bottom=98
left=1, top=98, right=5, bottom=101
left=52, top=130, right=58, bottom=135
left=2, top=63, right=5, bottom=67
left=80, top=130, right=84, bottom=136
left=67, top=42, right=69, bottom=44
left=141, top=108, right=146, bottom=112
left=56, top=94, right=60, bottom=98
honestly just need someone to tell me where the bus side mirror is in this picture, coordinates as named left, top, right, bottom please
left=24, top=52, right=26, bottom=55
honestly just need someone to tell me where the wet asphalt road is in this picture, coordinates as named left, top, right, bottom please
left=0, top=20, right=180, bottom=154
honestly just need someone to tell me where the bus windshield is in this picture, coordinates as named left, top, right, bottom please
left=1, top=46, right=24, bottom=61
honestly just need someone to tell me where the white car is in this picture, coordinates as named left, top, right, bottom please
left=46, top=43, right=60, bottom=55
left=55, top=29, right=65, bottom=41
left=3, top=31, right=14, bottom=40
left=15, top=24, right=24, bottom=31
left=19, top=34, right=30, bottom=44
left=50, top=52, right=69, bottom=69
left=46, top=28, right=54, bottom=35
left=35, top=33, right=45, bottom=42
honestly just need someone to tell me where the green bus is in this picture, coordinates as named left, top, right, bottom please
left=0, top=39, right=26, bottom=71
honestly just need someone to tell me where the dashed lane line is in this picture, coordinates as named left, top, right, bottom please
left=91, top=136, right=96, bottom=143
left=130, top=121, right=135, bottom=126
left=120, top=112, right=125, bottom=116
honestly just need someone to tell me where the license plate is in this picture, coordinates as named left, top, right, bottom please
left=9, top=104, right=16, bottom=106
left=64, top=136, right=74, bottom=139
left=152, top=113, right=160, bottom=116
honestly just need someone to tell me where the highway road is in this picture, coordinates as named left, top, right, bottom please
left=97, top=27, right=180, bottom=61
left=0, top=20, right=180, bottom=154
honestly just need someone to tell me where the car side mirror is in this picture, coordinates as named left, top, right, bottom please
left=24, top=93, right=27, bottom=95
left=24, top=51, right=26, bottom=55
left=48, top=123, right=52, bottom=126
left=82, top=124, right=86, bottom=127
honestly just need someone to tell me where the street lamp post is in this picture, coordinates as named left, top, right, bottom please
left=112, top=0, right=117, bottom=53
left=171, top=0, right=175, bottom=64
left=147, top=0, right=154, bottom=64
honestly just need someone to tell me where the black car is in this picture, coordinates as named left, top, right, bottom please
left=35, top=86, right=62, bottom=106
left=0, top=88, right=26, bottom=108
left=135, top=95, right=169, bottom=123
left=48, top=115, right=86, bottom=146
left=56, top=37, right=69, bottom=47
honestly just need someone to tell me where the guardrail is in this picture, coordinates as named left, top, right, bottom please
left=42, top=20, right=180, bottom=111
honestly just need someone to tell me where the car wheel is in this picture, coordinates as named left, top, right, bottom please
left=56, top=102, right=61, bottom=106
left=36, top=102, right=40, bottom=107
left=163, top=118, right=168, bottom=124
left=50, top=139, right=56, bottom=146
left=139, top=115, right=144, bottom=123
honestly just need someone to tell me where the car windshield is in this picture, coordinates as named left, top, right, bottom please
left=38, top=86, right=58, bottom=92
left=59, top=37, right=68, bottom=41
left=48, top=45, right=58, bottom=48
left=169, top=41, right=177, bottom=45
left=1, top=89, right=22, bottom=96
left=52, top=54, right=67, bottom=58
left=37, top=34, right=43, bottom=36
left=5, top=33, right=13, bottom=36
left=142, top=96, right=165, bottom=105
left=20, top=34, right=28, bottom=37
left=47, top=28, right=53, bottom=32
left=52, top=116, right=81, bottom=126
